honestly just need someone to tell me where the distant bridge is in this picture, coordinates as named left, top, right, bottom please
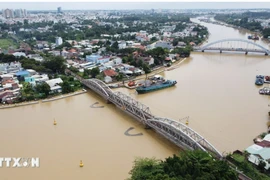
left=194, top=38, right=270, bottom=55
left=80, top=77, right=223, bottom=159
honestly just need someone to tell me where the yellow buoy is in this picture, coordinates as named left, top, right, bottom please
left=53, top=119, right=57, bottom=125
left=185, top=120, right=189, bottom=125
left=79, top=160, right=84, bottom=167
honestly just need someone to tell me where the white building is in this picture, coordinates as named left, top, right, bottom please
left=45, top=78, right=63, bottom=93
left=55, top=37, right=63, bottom=46
left=13, top=52, right=26, bottom=58
left=246, top=134, right=270, bottom=170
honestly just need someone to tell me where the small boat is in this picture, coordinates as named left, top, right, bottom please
left=255, top=75, right=264, bottom=85
left=259, top=87, right=270, bottom=95
left=256, top=75, right=264, bottom=79
left=255, top=78, right=264, bottom=86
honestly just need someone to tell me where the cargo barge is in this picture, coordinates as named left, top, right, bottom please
left=136, top=75, right=177, bottom=94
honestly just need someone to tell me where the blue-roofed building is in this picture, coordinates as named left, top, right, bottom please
left=86, top=54, right=101, bottom=63
left=15, top=70, right=30, bottom=77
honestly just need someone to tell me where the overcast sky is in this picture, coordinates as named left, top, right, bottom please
left=1, top=2, right=270, bottom=10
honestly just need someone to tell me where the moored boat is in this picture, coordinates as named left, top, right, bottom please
left=255, top=75, right=264, bottom=85
left=136, top=75, right=177, bottom=94
left=259, top=87, right=270, bottom=95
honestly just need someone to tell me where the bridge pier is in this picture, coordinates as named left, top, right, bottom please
left=144, top=124, right=151, bottom=129
left=265, top=53, right=268, bottom=56
left=220, top=50, right=222, bottom=53
left=106, top=99, right=112, bottom=104
left=245, top=52, right=248, bottom=55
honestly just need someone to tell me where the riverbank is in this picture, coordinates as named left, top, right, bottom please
left=212, top=18, right=270, bottom=43
left=0, top=101, right=39, bottom=109
left=0, top=89, right=87, bottom=109
left=42, top=89, right=87, bottom=103
left=108, top=58, right=188, bottom=88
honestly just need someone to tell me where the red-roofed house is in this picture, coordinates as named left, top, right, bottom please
left=103, top=69, right=118, bottom=77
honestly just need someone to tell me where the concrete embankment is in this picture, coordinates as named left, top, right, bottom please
left=0, top=101, right=39, bottom=109
left=42, top=89, right=87, bottom=103
left=0, top=89, right=87, bottom=109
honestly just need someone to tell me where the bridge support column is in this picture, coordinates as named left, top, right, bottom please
left=220, top=50, right=222, bottom=53
left=265, top=53, right=268, bottom=56
left=245, top=52, right=248, bottom=55
left=144, top=124, right=151, bottom=129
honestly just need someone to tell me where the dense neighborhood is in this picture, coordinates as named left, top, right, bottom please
left=0, top=9, right=208, bottom=104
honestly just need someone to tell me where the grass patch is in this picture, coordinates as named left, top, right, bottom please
left=0, top=38, right=18, bottom=49
left=232, top=153, right=245, bottom=163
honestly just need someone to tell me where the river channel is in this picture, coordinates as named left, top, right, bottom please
left=1, top=17, right=270, bottom=180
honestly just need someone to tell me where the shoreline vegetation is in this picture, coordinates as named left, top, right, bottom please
left=0, top=89, right=87, bottom=109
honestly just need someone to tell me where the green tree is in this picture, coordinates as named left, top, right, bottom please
left=60, top=81, right=74, bottom=94
left=43, top=56, right=66, bottom=73
left=35, top=82, right=51, bottom=97
left=142, top=63, right=151, bottom=74
left=116, top=73, right=124, bottom=81
left=258, top=160, right=266, bottom=172
left=129, top=150, right=238, bottom=180
left=90, top=67, right=100, bottom=78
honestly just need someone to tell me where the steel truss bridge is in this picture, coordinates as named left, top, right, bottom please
left=82, top=78, right=223, bottom=159
left=194, top=38, right=270, bottom=55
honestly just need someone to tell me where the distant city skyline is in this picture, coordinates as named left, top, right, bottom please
left=0, top=2, right=270, bottom=11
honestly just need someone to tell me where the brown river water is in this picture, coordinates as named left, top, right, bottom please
left=1, top=17, right=270, bottom=179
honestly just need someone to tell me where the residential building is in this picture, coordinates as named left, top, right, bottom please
left=55, top=37, right=63, bottom=46
left=103, top=69, right=118, bottom=77
left=13, top=52, right=26, bottom=58
left=32, top=74, right=49, bottom=83
left=45, top=78, right=63, bottom=93
left=155, top=41, right=173, bottom=49
left=0, top=62, right=21, bottom=73
left=15, top=70, right=30, bottom=78
left=27, top=54, right=44, bottom=62
left=246, top=134, right=270, bottom=170
left=118, top=41, right=126, bottom=49
left=104, top=76, right=112, bottom=83
left=24, top=77, right=36, bottom=86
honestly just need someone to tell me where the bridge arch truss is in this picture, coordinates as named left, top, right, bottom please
left=147, top=117, right=223, bottom=158
left=82, top=78, right=223, bottom=159
left=82, top=79, right=113, bottom=99
left=200, top=38, right=270, bottom=54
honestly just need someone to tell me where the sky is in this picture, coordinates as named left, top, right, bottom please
left=0, top=2, right=270, bottom=11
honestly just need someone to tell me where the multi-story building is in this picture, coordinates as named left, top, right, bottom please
left=2, top=9, right=14, bottom=19
left=57, top=7, right=62, bottom=14
left=55, top=37, right=63, bottom=46
left=3, top=9, right=27, bottom=18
